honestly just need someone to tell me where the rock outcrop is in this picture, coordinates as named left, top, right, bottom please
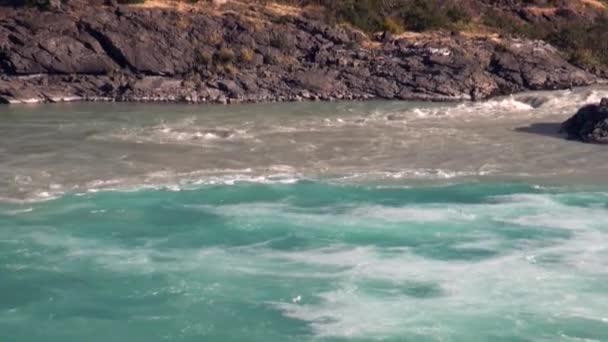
left=0, top=2, right=599, bottom=104
left=561, top=98, right=608, bottom=144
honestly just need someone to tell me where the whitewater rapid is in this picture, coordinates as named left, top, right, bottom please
left=2, top=91, right=608, bottom=341
left=2, top=182, right=607, bottom=341
left=2, top=85, right=608, bottom=202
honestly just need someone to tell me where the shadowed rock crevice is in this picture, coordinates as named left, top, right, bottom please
left=0, top=51, right=13, bottom=73
left=79, top=21, right=133, bottom=71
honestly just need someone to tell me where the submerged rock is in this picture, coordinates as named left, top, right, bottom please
left=561, top=98, right=608, bottom=144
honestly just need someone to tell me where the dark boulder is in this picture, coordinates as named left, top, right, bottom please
left=561, top=98, right=608, bottom=144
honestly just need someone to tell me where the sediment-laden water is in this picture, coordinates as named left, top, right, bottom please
left=1, top=86, right=608, bottom=341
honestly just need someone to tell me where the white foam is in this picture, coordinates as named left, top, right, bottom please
left=519, top=87, right=608, bottom=116
left=397, top=96, right=535, bottom=120
left=0, top=168, right=481, bottom=203
left=350, top=205, right=477, bottom=223
left=504, top=211, right=607, bottom=231
left=373, top=87, right=608, bottom=121
left=10, top=190, right=607, bottom=339
left=1, top=207, right=33, bottom=216
left=476, top=96, right=535, bottom=111
left=0, top=191, right=62, bottom=204
left=196, top=201, right=481, bottom=232
left=269, top=243, right=606, bottom=338
left=91, top=117, right=251, bottom=146
left=86, top=178, right=125, bottom=188
left=335, top=169, right=486, bottom=181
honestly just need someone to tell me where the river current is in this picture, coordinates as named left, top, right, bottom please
left=1, top=86, right=608, bottom=341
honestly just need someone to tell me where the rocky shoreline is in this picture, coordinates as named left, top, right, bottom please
left=0, top=1, right=601, bottom=105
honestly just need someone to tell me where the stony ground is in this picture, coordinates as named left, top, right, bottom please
left=0, top=0, right=600, bottom=104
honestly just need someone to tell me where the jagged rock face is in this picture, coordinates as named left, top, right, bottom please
left=0, top=12, right=119, bottom=75
left=561, top=98, right=608, bottom=144
left=0, top=4, right=598, bottom=104
left=488, top=40, right=592, bottom=91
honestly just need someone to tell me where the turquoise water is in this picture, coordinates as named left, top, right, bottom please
left=3, top=90, right=608, bottom=340
left=2, top=181, right=608, bottom=341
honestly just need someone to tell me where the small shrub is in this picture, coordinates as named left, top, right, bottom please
left=483, top=10, right=526, bottom=37
left=399, top=0, right=447, bottom=32
left=199, top=51, right=212, bottom=65
left=273, top=15, right=293, bottom=25
left=494, top=42, right=510, bottom=53
left=445, top=6, right=471, bottom=24
left=279, top=55, right=298, bottom=66
left=117, top=0, right=146, bottom=4
left=269, top=32, right=291, bottom=50
left=203, top=29, right=224, bottom=46
left=176, top=16, right=191, bottom=29
left=224, top=64, right=238, bottom=75
left=326, top=0, right=385, bottom=33
left=381, top=17, right=404, bottom=34
left=213, top=47, right=235, bottom=65
left=239, top=47, right=254, bottom=64
left=264, top=52, right=280, bottom=65
left=568, top=49, right=602, bottom=68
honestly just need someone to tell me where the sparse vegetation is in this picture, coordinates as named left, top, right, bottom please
left=445, top=6, right=471, bottom=24
left=276, top=0, right=608, bottom=70
left=479, top=7, right=608, bottom=71
left=3, top=0, right=608, bottom=71
left=279, top=0, right=472, bottom=33
left=203, top=29, right=224, bottom=46
left=223, top=64, right=238, bottom=75
left=380, top=17, right=404, bottom=34
left=269, top=31, right=291, bottom=50
left=279, top=54, right=298, bottom=66
left=198, top=50, right=213, bottom=65
left=213, top=47, right=235, bottom=65
left=238, top=47, right=254, bottom=64
left=548, top=18, right=608, bottom=70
